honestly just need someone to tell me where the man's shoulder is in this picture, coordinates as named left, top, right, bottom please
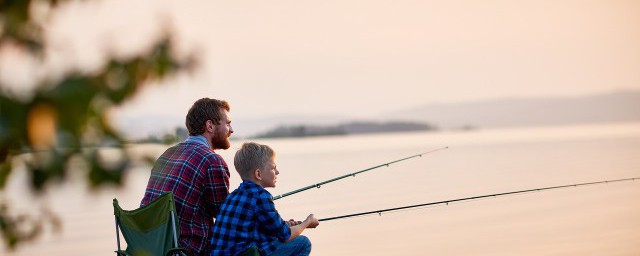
left=175, top=140, right=210, bottom=152
left=170, top=141, right=225, bottom=162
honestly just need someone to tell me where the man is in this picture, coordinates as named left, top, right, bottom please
left=141, top=98, right=234, bottom=255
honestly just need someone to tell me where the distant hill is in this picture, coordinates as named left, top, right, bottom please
left=253, top=121, right=436, bottom=138
left=233, top=114, right=353, bottom=138
left=114, top=91, right=640, bottom=139
left=387, top=91, right=640, bottom=129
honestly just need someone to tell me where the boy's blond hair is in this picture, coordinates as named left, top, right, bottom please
left=234, top=142, right=275, bottom=180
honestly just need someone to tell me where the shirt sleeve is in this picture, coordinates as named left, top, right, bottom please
left=255, top=193, right=291, bottom=242
left=204, top=154, right=230, bottom=217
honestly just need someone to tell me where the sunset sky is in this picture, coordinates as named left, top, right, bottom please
left=2, top=0, right=639, bottom=133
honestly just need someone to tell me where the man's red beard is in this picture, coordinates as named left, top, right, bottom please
left=211, top=132, right=231, bottom=150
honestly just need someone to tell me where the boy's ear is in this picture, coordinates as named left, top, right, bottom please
left=254, top=169, right=262, bottom=181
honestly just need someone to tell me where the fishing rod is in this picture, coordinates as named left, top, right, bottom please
left=319, top=177, right=639, bottom=222
left=272, top=147, right=449, bottom=200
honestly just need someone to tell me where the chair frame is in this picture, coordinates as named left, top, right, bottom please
left=114, top=193, right=190, bottom=256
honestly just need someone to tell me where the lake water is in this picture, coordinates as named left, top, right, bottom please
left=4, top=122, right=640, bottom=255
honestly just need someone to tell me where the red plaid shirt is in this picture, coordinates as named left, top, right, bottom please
left=141, top=136, right=230, bottom=255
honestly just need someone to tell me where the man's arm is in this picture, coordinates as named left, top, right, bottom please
left=204, top=155, right=230, bottom=216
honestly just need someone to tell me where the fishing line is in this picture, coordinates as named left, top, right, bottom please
left=272, top=147, right=449, bottom=200
left=319, top=177, right=639, bottom=222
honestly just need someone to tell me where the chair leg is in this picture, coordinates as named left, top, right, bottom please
left=115, top=217, right=122, bottom=253
left=170, top=211, right=179, bottom=248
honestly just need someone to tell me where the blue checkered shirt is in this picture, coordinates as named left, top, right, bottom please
left=210, top=181, right=291, bottom=256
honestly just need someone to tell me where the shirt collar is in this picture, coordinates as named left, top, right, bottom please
left=185, top=135, right=211, bottom=148
left=241, top=180, right=260, bottom=188
left=240, top=180, right=270, bottom=194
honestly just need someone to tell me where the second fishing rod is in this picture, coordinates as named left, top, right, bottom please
left=272, top=147, right=448, bottom=200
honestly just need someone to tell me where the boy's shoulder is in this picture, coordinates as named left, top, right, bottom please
left=228, top=181, right=273, bottom=204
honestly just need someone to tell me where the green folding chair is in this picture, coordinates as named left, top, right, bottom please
left=238, top=245, right=261, bottom=256
left=113, top=192, right=192, bottom=256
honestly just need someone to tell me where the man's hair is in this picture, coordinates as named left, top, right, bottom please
left=185, top=98, right=230, bottom=136
left=234, top=142, right=275, bottom=179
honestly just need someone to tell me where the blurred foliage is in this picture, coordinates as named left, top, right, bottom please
left=136, top=127, right=188, bottom=145
left=0, top=0, right=192, bottom=250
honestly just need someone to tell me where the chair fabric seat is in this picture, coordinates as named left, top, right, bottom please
left=113, top=192, right=191, bottom=256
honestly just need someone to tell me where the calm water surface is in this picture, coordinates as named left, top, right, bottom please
left=4, top=122, right=640, bottom=255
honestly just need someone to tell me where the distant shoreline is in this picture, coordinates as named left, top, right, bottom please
left=252, top=120, right=440, bottom=139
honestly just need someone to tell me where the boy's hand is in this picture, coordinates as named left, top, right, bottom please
left=304, top=214, right=319, bottom=229
left=286, top=219, right=302, bottom=226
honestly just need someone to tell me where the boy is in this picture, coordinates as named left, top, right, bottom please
left=211, top=142, right=319, bottom=256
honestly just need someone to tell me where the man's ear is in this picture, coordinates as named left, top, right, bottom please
left=206, top=120, right=215, bottom=133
